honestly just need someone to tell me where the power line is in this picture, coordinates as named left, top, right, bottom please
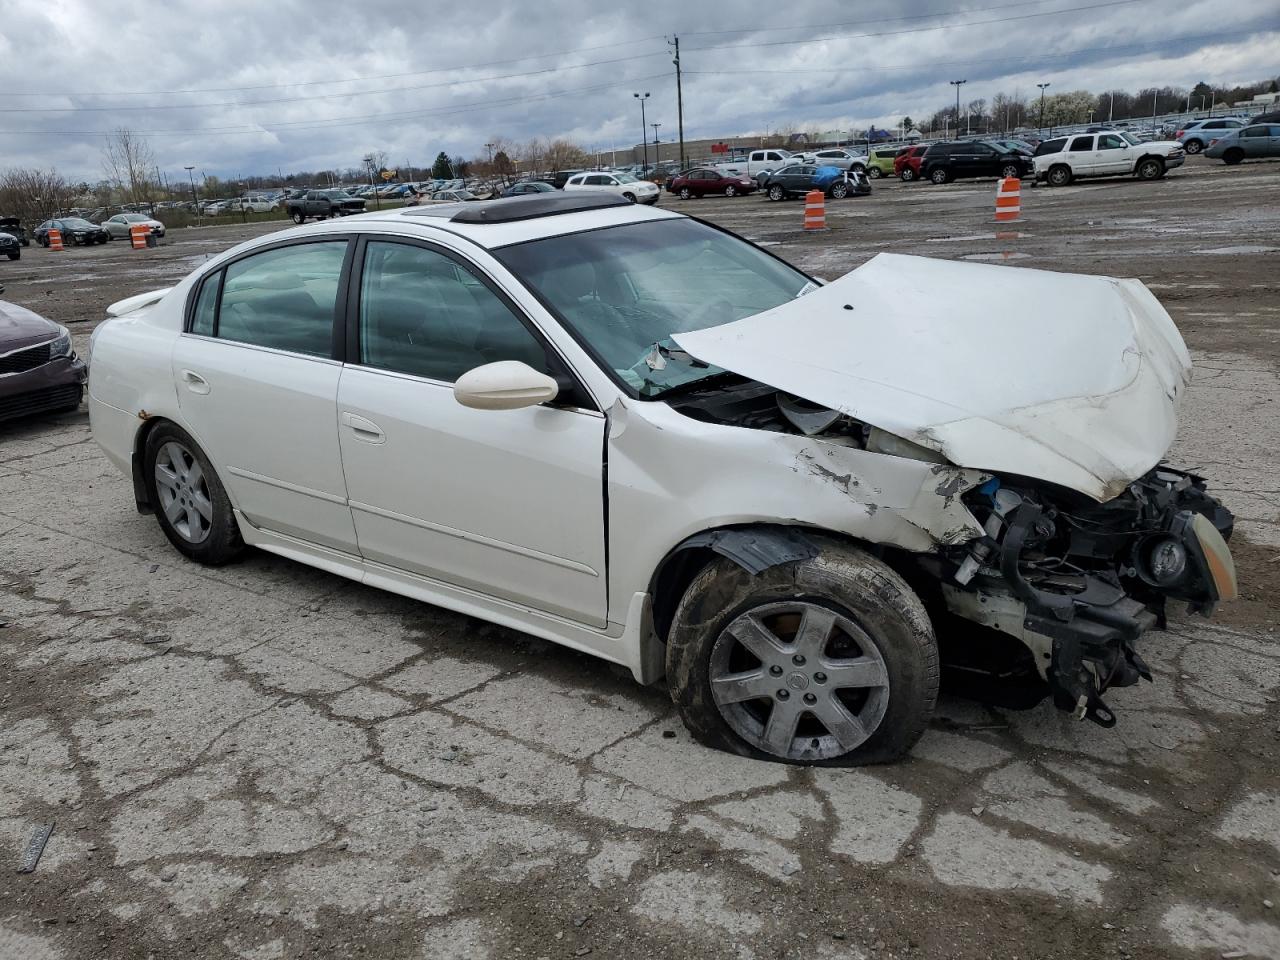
left=678, top=0, right=1074, bottom=38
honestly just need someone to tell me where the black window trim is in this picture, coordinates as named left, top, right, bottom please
left=343, top=233, right=600, bottom=412
left=181, top=234, right=356, bottom=363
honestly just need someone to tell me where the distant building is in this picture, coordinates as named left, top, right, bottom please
left=1233, top=92, right=1279, bottom=109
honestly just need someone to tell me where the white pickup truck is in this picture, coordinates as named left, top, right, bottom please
left=711, top=149, right=795, bottom=178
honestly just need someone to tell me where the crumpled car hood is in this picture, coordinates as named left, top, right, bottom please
left=673, top=253, right=1192, bottom=502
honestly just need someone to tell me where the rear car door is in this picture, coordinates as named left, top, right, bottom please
left=1065, top=135, right=1097, bottom=175
left=172, top=238, right=358, bottom=552
left=335, top=237, right=608, bottom=626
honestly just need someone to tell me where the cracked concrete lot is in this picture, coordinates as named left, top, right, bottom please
left=2, top=158, right=1280, bottom=959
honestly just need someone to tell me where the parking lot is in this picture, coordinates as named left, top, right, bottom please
left=2, top=158, right=1279, bottom=960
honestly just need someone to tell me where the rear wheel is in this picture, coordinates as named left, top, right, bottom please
left=929, top=167, right=950, bottom=185
left=144, top=423, right=244, bottom=565
left=768, top=184, right=785, bottom=201
left=1223, top=148, right=1244, bottom=166
left=1136, top=157, right=1164, bottom=181
left=666, top=542, right=938, bottom=765
left=1047, top=164, right=1073, bottom=187
left=868, top=167, right=883, bottom=179
left=899, top=168, right=916, bottom=182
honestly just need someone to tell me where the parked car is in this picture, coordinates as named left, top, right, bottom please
left=895, top=145, right=928, bottom=181
left=103, top=213, right=166, bottom=240
left=85, top=191, right=1237, bottom=764
left=1250, top=110, right=1280, bottom=124
left=758, top=164, right=869, bottom=200
left=0, top=230, right=19, bottom=260
left=502, top=181, right=558, bottom=198
left=431, top=189, right=480, bottom=203
left=286, top=189, right=366, bottom=224
left=0, top=296, right=85, bottom=422
left=563, top=171, right=660, bottom=205
left=34, top=218, right=110, bottom=246
left=987, top=138, right=1036, bottom=155
left=0, top=216, right=29, bottom=247
left=795, top=148, right=869, bottom=174
left=668, top=168, right=756, bottom=199
left=710, top=149, right=793, bottom=179
left=919, top=141, right=1034, bottom=184
left=1175, top=118, right=1247, bottom=154
left=1203, top=124, right=1280, bottom=165
left=1033, top=132, right=1185, bottom=186
left=866, top=149, right=901, bottom=179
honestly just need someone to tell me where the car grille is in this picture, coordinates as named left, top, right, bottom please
left=0, top=382, right=81, bottom=423
left=0, top=342, right=52, bottom=375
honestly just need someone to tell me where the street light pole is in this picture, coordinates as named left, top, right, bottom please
left=669, top=35, right=686, bottom=169
left=1037, top=82, right=1051, bottom=133
left=362, top=155, right=381, bottom=209
left=184, top=165, right=197, bottom=209
left=634, top=92, right=650, bottom=170
left=950, top=80, right=966, bottom=137
left=650, top=123, right=661, bottom=164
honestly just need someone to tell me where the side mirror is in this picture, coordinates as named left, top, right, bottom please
left=453, top=360, right=559, bottom=411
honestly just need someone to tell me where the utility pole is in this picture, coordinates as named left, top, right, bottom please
left=669, top=36, right=686, bottom=169
left=650, top=123, right=661, bottom=164
left=1037, top=82, right=1051, bottom=133
left=184, top=166, right=196, bottom=209
left=362, top=155, right=381, bottom=209
left=634, top=92, right=650, bottom=170
left=950, top=80, right=966, bottom=138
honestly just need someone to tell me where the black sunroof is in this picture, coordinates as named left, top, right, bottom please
left=402, top=191, right=632, bottom=224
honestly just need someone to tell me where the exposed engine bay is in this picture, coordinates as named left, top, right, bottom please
left=668, top=375, right=1238, bottom=727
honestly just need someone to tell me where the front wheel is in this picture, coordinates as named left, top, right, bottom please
left=144, top=423, right=244, bottom=565
left=768, top=185, right=785, bottom=201
left=291, top=210, right=306, bottom=224
left=1000, top=164, right=1021, bottom=179
left=679, top=187, right=691, bottom=200
left=1182, top=139, right=1203, bottom=154
left=829, top=181, right=849, bottom=199
left=6, top=251, right=18, bottom=261
left=724, top=184, right=738, bottom=197
left=1135, top=157, right=1164, bottom=181
left=622, top=192, right=636, bottom=203
left=666, top=541, right=938, bottom=765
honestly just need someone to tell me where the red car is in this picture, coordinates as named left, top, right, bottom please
left=668, top=168, right=756, bottom=199
left=895, top=145, right=927, bottom=182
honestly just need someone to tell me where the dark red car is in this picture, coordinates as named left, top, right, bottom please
left=668, top=168, right=756, bottom=199
left=0, top=290, right=86, bottom=423
left=895, top=145, right=927, bottom=182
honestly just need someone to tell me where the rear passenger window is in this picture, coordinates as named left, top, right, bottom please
left=190, top=272, right=219, bottom=336
left=358, top=240, right=550, bottom=383
left=1033, top=138, right=1066, bottom=156
left=215, top=242, right=347, bottom=357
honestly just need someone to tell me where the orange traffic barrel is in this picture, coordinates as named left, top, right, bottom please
left=995, top=177, right=1022, bottom=222
left=48, top=228, right=63, bottom=251
left=803, top=189, right=826, bottom=231
left=129, top=223, right=150, bottom=249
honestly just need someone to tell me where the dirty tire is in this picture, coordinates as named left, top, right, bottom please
left=1047, top=164, right=1072, bottom=187
left=1223, top=148, right=1244, bottom=165
left=666, top=540, right=938, bottom=766
left=1136, top=157, right=1164, bottom=181
left=144, top=422, right=244, bottom=566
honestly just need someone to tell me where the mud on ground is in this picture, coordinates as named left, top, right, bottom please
left=1, top=157, right=1278, bottom=960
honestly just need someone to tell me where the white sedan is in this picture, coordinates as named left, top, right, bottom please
left=563, top=171, right=660, bottom=204
left=102, top=212, right=166, bottom=240
left=87, top=192, right=1237, bottom=764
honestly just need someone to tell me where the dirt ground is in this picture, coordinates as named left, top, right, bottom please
left=1, top=157, right=1278, bottom=960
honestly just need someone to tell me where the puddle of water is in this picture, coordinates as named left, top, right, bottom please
left=1192, top=245, right=1279, bottom=255
left=960, top=252, right=1032, bottom=261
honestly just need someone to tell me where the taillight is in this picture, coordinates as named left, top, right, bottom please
left=1209, top=138, right=1218, bottom=146
left=1175, top=129, right=1185, bottom=138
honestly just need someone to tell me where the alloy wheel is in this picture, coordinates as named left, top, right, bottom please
left=154, top=441, right=213, bottom=544
left=709, top=600, right=890, bottom=761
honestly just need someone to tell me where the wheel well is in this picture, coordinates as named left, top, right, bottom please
left=1137, top=154, right=1164, bottom=167
left=130, top=415, right=170, bottom=513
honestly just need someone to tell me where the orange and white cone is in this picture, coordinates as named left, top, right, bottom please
left=995, top=177, right=1021, bottom=223
left=48, top=228, right=64, bottom=251
left=803, top=189, right=826, bottom=231
left=129, top=223, right=150, bottom=249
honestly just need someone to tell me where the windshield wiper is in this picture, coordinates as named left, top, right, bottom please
left=642, top=339, right=708, bottom=371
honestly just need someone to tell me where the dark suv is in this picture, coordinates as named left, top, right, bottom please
left=919, top=141, right=1034, bottom=184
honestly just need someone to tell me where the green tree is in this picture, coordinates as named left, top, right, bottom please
left=901, top=116, right=915, bottom=132
left=431, top=152, right=454, bottom=179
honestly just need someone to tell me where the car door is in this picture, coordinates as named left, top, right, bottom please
left=172, top=237, right=359, bottom=553
left=1238, top=125, right=1269, bottom=157
left=335, top=237, right=608, bottom=626
left=1064, top=135, right=1096, bottom=175
left=1094, top=133, right=1131, bottom=174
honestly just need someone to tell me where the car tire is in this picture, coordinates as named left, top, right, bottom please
left=291, top=211, right=306, bottom=224
left=623, top=192, right=637, bottom=203
left=868, top=167, right=883, bottom=179
left=724, top=184, right=738, bottom=197
left=665, top=539, right=938, bottom=766
left=1136, top=157, right=1164, bottom=181
left=6, top=251, right=18, bottom=261
left=1182, top=139, right=1203, bottom=154
left=1000, top=163, right=1022, bottom=179
left=849, top=164, right=866, bottom=176
left=39, top=236, right=48, bottom=247
left=679, top=187, right=692, bottom=200
left=144, top=422, right=244, bottom=566
left=829, top=181, right=850, bottom=199
left=1047, top=164, right=1073, bottom=187
left=929, top=167, right=950, bottom=185
left=1223, top=148, right=1244, bottom=166
left=768, top=185, right=785, bottom=201
left=899, top=168, right=916, bottom=182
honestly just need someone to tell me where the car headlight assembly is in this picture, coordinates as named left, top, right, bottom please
left=47, top=328, right=72, bottom=359
left=1139, top=536, right=1187, bottom=586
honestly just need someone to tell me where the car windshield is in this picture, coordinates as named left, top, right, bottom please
left=496, top=218, right=813, bottom=398
left=321, top=190, right=350, bottom=199
left=63, top=218, right=95, bottom=229
left=1120, top=132, right=1143, bottom=145
left=123, top=214, right=149, bottom=221
left=615, top=173, right=639, bottom=183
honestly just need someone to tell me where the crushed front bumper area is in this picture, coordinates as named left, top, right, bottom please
left=941, top=466, right=1237, bottom=727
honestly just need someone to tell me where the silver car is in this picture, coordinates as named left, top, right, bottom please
left=1203, top=123, right=1280, bottom=164
left=1175, top=117, right=1247, bottom=154
left=103, top=213, right=165, bottom=240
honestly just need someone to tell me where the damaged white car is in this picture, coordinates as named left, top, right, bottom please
left=88, top=192, right=1237, bottom=765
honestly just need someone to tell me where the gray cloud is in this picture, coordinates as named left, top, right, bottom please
left=0, top=0, right=1275, bottom=180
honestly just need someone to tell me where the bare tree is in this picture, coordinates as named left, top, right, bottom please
left=0, top=167, right=77, bottom=224
left=102, top=128, right=157, bottom=208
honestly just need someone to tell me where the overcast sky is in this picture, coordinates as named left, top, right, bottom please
left=0, top=0, right=1275, bottom=181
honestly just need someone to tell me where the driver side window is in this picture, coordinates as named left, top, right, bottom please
left=358, top=240, right=551, bottom=383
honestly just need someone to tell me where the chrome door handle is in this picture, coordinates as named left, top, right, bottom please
left=180, top=369, right=210, bottom=395
left=341, top=412, right=385, bottom=443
